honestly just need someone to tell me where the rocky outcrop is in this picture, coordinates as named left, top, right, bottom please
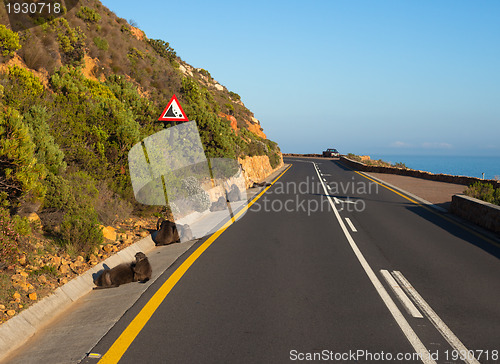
left=219, top=113, right=238, bottom=132
left=238, top=154, right=284, bottom=188
left=245, top=117, right=266, bottom=139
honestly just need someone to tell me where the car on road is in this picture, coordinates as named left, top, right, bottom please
left=322, top=148, right=340, bottom=157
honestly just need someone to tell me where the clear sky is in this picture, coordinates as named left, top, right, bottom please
left=100, top=0, right=500, bottom=156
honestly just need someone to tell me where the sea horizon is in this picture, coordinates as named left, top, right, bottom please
left=369, top=154, right=500, bottom=180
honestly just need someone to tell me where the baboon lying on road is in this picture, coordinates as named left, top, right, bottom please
left=94, top=252, right=152, bottom=288
left=94, top=263, right=135, bottom=289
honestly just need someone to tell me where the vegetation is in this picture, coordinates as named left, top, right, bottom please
left=0, top=25, right=21, bottom=57
left=346, top=153, right=407, bottom=169
left=76, top=6, right=102, bottom=23
left=0, top=0, right=281, bottom=280
left=464, top=182, right=500, bottom=206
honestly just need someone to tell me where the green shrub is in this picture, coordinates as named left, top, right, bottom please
left=393, top=162, right=407, bottom=169
left=76, top=6, right=101, bottom=23
left=464, top=182, right=500, bottom=205
left=59, top=207, right=103, bottom=254
left=43, top=171, right=103, bottom=253
left=0, top=107, right=46, bottom=208
left=147, top=38, right=176, bottom=61
left=23, top=105, right=67, bottom=175
left=0, top=25, right=21, bottom=57
left=51, top=19, right=86, bottom=65
left=224, top=103, right=234, bottom=115
left=199, top=69, right=211, bottom=79
left=7, top=65, right=44, bottom=97
left=93, top=36, right=108, bottom=51
left=228, top=91, right=241, bottom=101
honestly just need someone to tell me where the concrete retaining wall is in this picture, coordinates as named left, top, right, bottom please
left=340, top=157, right=500, bottom=187
left=450, top=195, right=500, bottom=234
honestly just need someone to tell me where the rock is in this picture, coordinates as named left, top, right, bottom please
left=0, top=304, right=5, bottom=310
left=76, top=255, right=84, bottom=263
left=11, top=274, right=26, bottom=284
left=7, top=310, right=15, bottom=316
left=103, top=244, right=114, bottom=253
left=58, top=277, right=68, bottom=284
left=139, top=230, right=148, bottom=238
left=18, top=254, right=27, bottom=265
left=20, top=283, right=31, bottom=292
left=28, top=292, right=37, bottom=301
left=27, top=212, right=41, bottom=225
left=100, top=226, right=117, bottom=241
left=13, top=292, right=21, bottom=300
left=59, top=264, right=70, bottom=274
left=37, top=275, right=47, bottom=284
left=18, top=304, right=23, bottom=309
left=49, top=255, right=61, bottom=267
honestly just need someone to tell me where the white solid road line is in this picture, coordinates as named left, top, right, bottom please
left=380, top=270, right=423, bottom=318
left=312, top=163, right=436, bottom=364
left=392, top=271, right=480, bottom=364
left=345, top=218, right=358, bottom=232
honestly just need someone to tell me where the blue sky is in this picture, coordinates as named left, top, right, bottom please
left=100, top=0, right=500, bottom=156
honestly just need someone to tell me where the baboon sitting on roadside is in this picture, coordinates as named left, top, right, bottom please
left=210, top=196, right=227, bottom=212
left=133, top=252, right=152, bottom=282
left=154, top=218, right=180, bottom=245
left=178, top=224, right=194, bottom=242
left=226, top=184, right=242, bottom=202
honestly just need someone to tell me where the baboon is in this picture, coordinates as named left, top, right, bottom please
left=226, top=184, right=242, bottom=202
left=210, top=196, right=227, bottom=212
left=132, top=252, right=152, bottom=282
left=252, top=181, right=271, bottom=188
left=154, top=217, right=180, bottom=245
left=93, top=263, right=135, bottom=289
left=178, top=224, right=194, bottom=242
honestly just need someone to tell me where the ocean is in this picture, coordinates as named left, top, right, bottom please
left=369, top=155, right=500, bottom=180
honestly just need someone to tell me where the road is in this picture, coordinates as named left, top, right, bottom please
left=82, top=157, right=500, bottom=363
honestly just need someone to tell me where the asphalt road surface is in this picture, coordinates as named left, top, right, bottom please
left=82, top=157, right=500, bottom=364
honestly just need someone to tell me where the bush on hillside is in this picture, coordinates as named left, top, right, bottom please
left=147, top=39, right=176, bottom=62
left=76, top=6, right=101, bottom=23
left=0, top=25, right=21, bottom=57
left=0, top=107, right=46, bottom=208
left=23, top=105, right=67, bottom=175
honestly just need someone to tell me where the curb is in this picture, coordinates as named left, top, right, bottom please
left=0, top=235, right=156, bottom=362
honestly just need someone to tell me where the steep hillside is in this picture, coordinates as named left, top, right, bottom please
left=0, top=0, right=281, bottom=311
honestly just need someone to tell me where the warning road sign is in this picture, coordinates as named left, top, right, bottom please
left=158, top=94, right=189, bottom=122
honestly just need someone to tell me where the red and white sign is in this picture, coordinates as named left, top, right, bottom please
left=158, top=94, right=189, bottom=122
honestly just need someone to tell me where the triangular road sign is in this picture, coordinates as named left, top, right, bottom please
left=158, top=94, right=189, bottom=122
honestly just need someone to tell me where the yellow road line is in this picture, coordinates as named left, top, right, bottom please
left=341, top=164, right=499, bottom=247
left=98, top=164, right=292, bottom=364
